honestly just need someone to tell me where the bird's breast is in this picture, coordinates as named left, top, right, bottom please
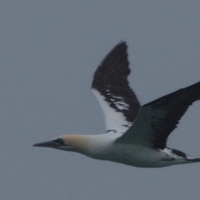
left=84, top=143, right=165, bottom=167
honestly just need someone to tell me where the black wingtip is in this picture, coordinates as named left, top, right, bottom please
left=117, top=40, right=127, bottom=46
left=184, top=81, right=200, bottom=101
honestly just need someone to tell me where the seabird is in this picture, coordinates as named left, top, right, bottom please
left=33, top=42, right=200, bottom=168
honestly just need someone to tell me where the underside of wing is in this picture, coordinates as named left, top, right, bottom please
left=117, top=82, right=200, bottom=148
left=92, top=42, right=140, bottom=134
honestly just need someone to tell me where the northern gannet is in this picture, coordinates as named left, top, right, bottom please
left=33, top=42, right=200, bottom=168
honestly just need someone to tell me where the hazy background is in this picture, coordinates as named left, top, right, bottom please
left=1, top=1, right=200, bottom=200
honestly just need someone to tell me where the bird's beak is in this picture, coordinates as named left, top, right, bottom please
left=33, top=140, right=60, bottom=148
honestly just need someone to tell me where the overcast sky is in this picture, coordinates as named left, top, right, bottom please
left=1, top=1, right=200, bottom=200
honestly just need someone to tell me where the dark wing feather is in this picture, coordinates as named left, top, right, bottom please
left=118, top=82, right=200, bottom=148
left=92, top=42, right=140, bottom=134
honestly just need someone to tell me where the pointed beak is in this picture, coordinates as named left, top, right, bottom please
left=33, top=140, right=60, bottom=148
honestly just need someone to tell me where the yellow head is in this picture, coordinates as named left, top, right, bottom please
left=33, top=134, right=89, bottom=153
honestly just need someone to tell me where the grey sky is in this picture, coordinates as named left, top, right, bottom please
left=1, top=1, right=200, bottom=200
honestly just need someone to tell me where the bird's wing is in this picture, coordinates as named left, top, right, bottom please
left=117, top=82, right=200, bottom=148
left=92, top=42, right=140, bottom=134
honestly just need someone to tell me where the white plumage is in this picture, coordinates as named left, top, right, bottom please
left=34, top=42, right=200, bottom=168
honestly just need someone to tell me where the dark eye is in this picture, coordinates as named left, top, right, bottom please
left=53, top=138, right=65, bottom=145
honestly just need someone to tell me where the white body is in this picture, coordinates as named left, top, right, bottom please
left=34, top=42, right=200, bottom=168
left=60, top=134, right=194, bottom=168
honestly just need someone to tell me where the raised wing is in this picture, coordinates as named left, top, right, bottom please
left=118, top=82, right=200, bottom=148
left=92, top=42, right=140, bottom=134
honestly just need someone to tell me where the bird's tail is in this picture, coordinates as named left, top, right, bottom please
left=185, top=157, right=200, bottom=163
left=162, top=148, right=200, bottom=164
left=173, top=148, right=200, bottom=164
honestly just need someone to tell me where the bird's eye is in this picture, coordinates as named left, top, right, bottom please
left=53, top=138, right=65, bottom=145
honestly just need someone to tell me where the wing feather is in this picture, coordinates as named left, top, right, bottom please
left=118, top=82, right=200, bottom=148
left=92, top=42, right=140, bottom=134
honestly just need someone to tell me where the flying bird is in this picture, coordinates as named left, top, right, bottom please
left=33, top=42, right=200, bottom=168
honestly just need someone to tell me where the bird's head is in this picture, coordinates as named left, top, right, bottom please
left=33, top=135, right=88, bottom=152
